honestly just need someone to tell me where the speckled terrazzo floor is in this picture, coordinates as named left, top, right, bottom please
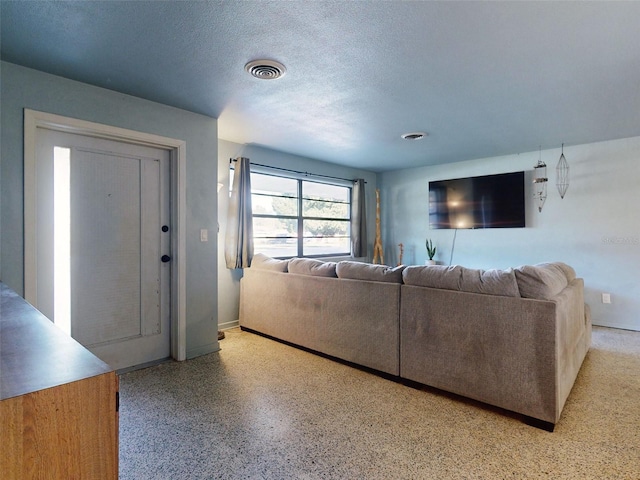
left=119, top=326, right=640, bottom=479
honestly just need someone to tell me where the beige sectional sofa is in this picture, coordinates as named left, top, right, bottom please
left=239, top=254, right=591, bottom=429
left=239, top=256, right=404, bottom=375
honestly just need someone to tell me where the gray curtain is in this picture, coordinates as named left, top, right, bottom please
left=225, top=157, right=254, bottom=268
left=351, top=179, right=367, bottom=258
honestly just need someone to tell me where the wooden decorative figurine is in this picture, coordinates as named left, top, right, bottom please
left=372, top=189, right=384, bottom=264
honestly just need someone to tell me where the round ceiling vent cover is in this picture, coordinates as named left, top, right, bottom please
left=401, top=132, right=428, bottom=140
left=245, top=60, right=287, bottom=80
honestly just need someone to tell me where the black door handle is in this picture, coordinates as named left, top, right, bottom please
left=161, top=255, right=171, bottom=263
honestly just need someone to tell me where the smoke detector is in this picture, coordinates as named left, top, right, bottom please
left=245, top=59, right=287, bottom=80
left=401, top=132, right=428, bottom=140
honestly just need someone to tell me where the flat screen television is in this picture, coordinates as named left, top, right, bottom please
left=429, top=171, right=525, bottom=229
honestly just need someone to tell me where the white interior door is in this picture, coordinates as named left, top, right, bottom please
left=34, top=128, right=171, bottom=370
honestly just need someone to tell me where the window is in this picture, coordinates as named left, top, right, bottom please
left=250, top=171, right=351, bottom=258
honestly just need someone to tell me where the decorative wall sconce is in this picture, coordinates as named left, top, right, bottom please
left=533, top=146, right=548, bottom=213
left=556, top=143, right=569, bottom=199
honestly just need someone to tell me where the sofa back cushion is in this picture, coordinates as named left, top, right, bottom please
left=537, top=262, right=576, bottom=282
left=250, top=253, right=289, bottom=272
left=514, top=262, right=573, bottom=300
left=288, top=258, right=337, bottom=277
left=336, top=261, right=405, bottom=283
left=402, top=265, right=462, bottom=290
left=460, top=267, right=520, bottom=297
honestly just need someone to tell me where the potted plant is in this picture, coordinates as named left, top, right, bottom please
left=426, top=239, right=437, bottom=265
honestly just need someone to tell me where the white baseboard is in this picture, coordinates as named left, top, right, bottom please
left=186, top=342, right=220, bottom=359
left=219, top=319, right=239, bottom=331
left=592, top=321, right=640, bottom=332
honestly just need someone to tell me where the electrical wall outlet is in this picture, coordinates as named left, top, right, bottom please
left=200, top=228, right=208, bottom=242
left=602, top=293, right=611, bottom=304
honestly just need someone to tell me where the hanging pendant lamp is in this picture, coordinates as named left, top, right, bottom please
left=533, top=146, right=548, bottom=213
left=556, top=143, right=569, bottom=199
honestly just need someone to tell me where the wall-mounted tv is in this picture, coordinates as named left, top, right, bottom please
left=429, top=171, right=525, bottom=229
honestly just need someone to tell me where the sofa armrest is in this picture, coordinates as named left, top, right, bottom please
left=550, top=278, right=588, bottom=418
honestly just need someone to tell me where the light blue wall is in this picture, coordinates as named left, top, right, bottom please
left=379, top=137, right=640, bottom=331
left=0, top=62, right=219, bottom=358
left=217, top=139, right=378, bottom=329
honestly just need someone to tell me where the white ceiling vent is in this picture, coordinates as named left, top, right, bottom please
left=245, top=60, right=287, bottom=80
left=401, top=132, right=428, bottom=140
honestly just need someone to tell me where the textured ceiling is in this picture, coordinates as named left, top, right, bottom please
left=2, top=1, right=640, bottom=172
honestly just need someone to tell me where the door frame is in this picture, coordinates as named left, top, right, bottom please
left=24, top=109, right=187, bottom=361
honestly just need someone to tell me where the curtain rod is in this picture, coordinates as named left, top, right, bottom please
left=230, top=158, right=365, bottom=184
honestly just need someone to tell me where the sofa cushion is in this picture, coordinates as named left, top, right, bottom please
left=402, top=265, right=462, bottom=290
left=288, top=258, right=337, bottom=277
left=250, top=253, right=289, bottom=272
left=460, top=267, right=520, bottom=297
left=515, top=263, right=570, bottom=300
left=336, top=261, right=405, bottom=283
left=537, top=262, right=576, bottom=282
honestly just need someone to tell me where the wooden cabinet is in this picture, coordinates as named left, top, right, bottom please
left=1, top=282, right=118, bottom=479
